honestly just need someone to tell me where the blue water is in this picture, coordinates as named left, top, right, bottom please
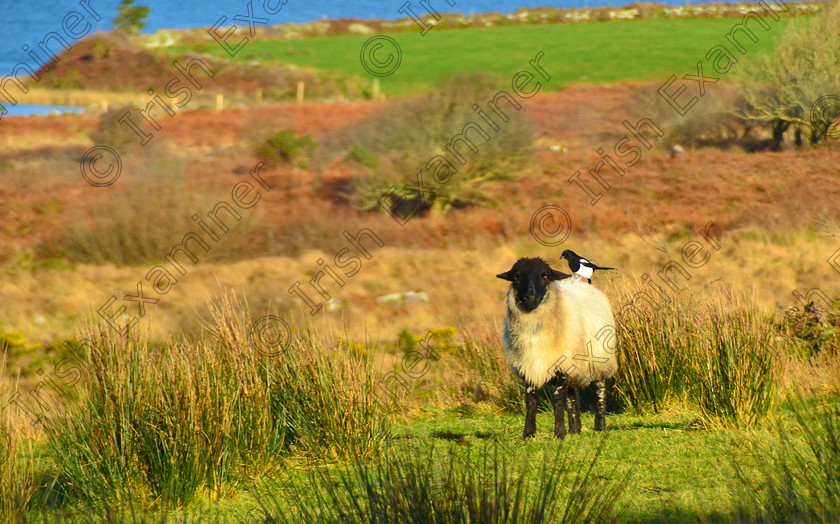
left=0, top=0, right=694, bottom=77
left=0, top=104, right=87, bottom=117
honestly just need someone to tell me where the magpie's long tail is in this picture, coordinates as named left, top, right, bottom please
left=593, top=266, right=617, bottom=271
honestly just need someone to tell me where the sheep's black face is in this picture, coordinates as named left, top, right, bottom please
left=497, top=258, right=568, bottom=312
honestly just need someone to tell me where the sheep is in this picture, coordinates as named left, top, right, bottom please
left=497, top=257, right=618, bottom=439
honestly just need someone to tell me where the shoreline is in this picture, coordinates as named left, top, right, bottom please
left=142, top=1, right=823, bottom=45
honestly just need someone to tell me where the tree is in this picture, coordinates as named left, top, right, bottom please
left=113, top=0, right=151, bottom=36
left=735, top=2, right=840, bottom=148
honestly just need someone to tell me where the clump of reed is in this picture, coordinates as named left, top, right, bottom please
left=41, top=292, right=390, bottom=509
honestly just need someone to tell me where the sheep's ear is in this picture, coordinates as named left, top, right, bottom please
left=548, top=268, right=569, bottom=281
left=496, top=270, right=515, bottom=281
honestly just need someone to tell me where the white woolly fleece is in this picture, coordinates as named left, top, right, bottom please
left=502, top=278, right=618, bottom=389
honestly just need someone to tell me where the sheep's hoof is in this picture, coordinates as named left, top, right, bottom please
left=595, top=416, right=607, bottom=431
left=553, top=431, right=566, bottom=439
left=523, top=429, right=536, bottom=440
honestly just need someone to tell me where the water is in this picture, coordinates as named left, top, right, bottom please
left=0, top=104, right=87, bottom=117
left=2, top=0, right=693, bottom=116
left=0, top=0, right=693, bottom=76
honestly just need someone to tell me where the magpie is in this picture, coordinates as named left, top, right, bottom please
left=560, top=250, right=616, bottom=284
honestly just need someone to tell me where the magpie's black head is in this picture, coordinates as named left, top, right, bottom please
left=497, top=257, right=568, bottom=311
left=560, top=250, right=578, bottom=261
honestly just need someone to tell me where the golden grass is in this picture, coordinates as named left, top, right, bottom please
left=1, top=225, right=836, bottom=345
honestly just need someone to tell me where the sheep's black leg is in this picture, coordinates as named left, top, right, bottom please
left=524, top=385, right=539, bottom=439
left=551, top=376, right=567, bottom=439
left=566, top=387, right=582, bottom=434
left=595, top=379, right=607, bottom=431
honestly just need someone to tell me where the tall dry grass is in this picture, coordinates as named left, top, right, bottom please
left=0, top=353, right=39, bottom=523
left=615, top=297, right=779, bottom=427
left=453, top=321, right=522, bottom=413
left=56, top=155, right=256, bottom=266
left=41, top=292, right=390, bottom=509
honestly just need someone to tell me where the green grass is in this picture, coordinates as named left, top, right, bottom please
left=171, top=18, right=799, bottom=95
left=16, top=409, right=775, bottom=522
left=6, top=296, right=838, bottom=521
left=388, top=410, right=739, bottom=522
left=11, top=365, right=840, bottom=521
left=248, top=403, right=838, bottom=523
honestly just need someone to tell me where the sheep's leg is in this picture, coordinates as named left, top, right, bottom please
left=524, top=385, right=539, bottom=439
left=551, top=378, right=568, bottom=439
left=566, top=387, right=582, bottom=434
left=594, top=379, right=607, bottom=431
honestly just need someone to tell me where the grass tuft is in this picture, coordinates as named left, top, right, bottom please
left=616, top=300, right=778, bottom=426
left=735, top=395, right=840, bottom=522
left=42, top=292, right=389, bottom=509
left=253, top=440, right=627, bottom=523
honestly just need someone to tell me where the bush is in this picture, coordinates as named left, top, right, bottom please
left=631, top=85, right=759, bottom=150
left=735, top=2, right=840, bottom=147
left=254, top=130, right=315, bottom=167
left=91, top=104, right=146, bottom=147
left=113, top=0, right=151, bottom=36
left=335, top=72, right=533, bottom=217
left=0, top=328, right=39, bottom=358
left=397, top=326, right=459, bottom=357
left=91, top=38, right=117, bottom=61
left=345, top=144, right=378, bottom=168
left=779, top=299, right=840, bottom=357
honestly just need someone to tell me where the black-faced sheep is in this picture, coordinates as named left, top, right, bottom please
left=497, top=257, right=618, bottom=439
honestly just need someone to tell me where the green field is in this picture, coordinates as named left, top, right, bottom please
left=18, top=406, right=833, bottom=522
left=173, top=17, right=800, bottom=95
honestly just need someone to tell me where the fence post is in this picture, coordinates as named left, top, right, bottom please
left=216, top=93, right=224, bottom=110
left=296, top=82, right=305, bottom=104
